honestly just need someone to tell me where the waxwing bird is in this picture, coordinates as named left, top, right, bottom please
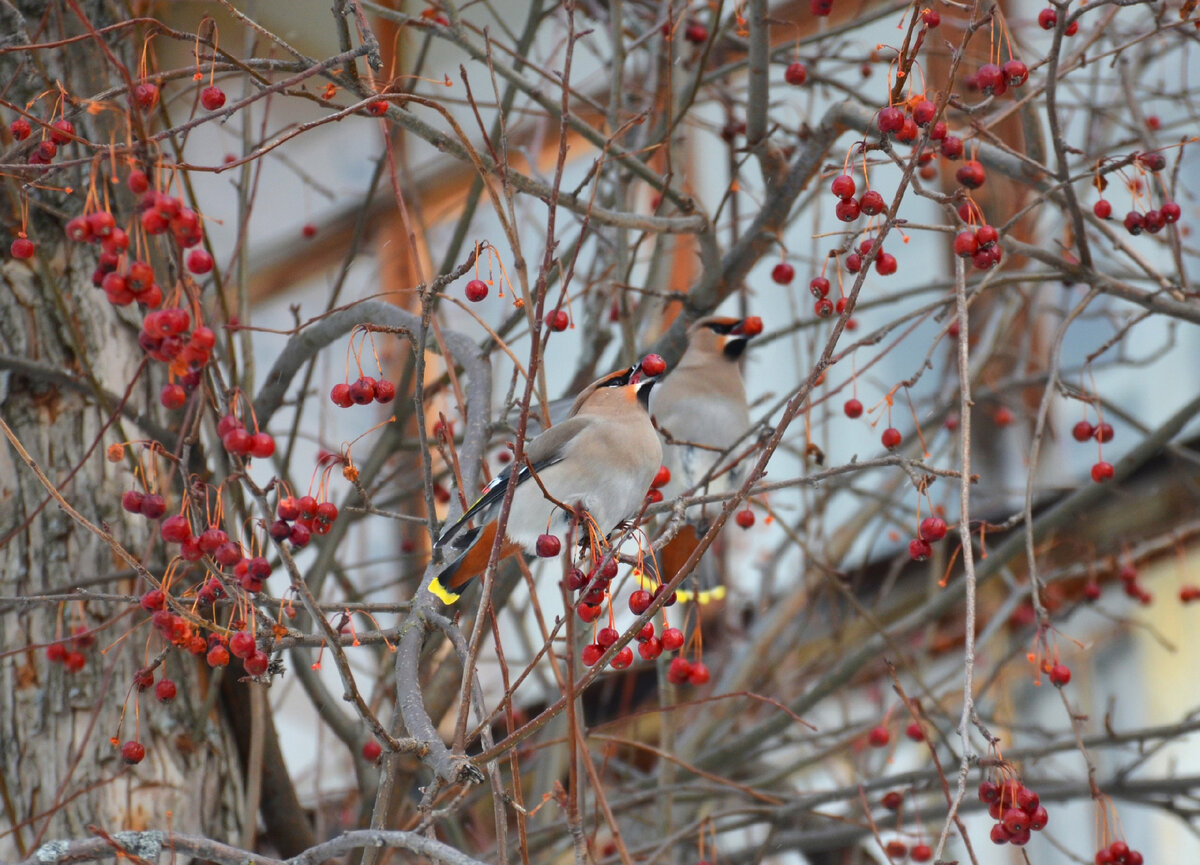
left=649, top=315, right=761, bottom=600
left=429, top=356, right=666, bottom=604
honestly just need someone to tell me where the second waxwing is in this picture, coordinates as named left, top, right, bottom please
left=429, top=356, right=665, bottom=604
left=649, top=315, right=761, bottom=599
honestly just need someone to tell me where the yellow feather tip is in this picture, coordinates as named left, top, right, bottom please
left=428, top=577, right=460, bottom=605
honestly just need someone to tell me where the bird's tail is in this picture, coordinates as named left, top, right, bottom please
left=429, top=521, right=521, bottom=604
left=656, top=525, right=726, bottom=604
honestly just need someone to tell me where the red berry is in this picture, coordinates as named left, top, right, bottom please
left=223, top=427, right=252, bottom=454
left=688, top=661, right=711, bottom=685
left=331, top=382, right=353, bottom=407
left=207, top=644, right=230, bottom=667
left=1038, top=7, right=1057, bottom=28
left=919, top=516, right=948, bottom=542
left=10, top=237, right=35, bottom=259
left=577, top=603, right=602, bottom=623
left=155, top=679, right=177, bottom=702
left=581, top=643, right=604, bottom=666
left=809, top=276, right=830, bottom=298
left=954, top=231, right=980, bottom=258
left=373, top=379, right=396, bottom=404
left=867, top=725, right=890, bottom=747
left=906, top=721, right=925, bottom=741
left=200, top=85, right=226, bottom=110
left=911, top=843, right=933, bottom=862
left=1162, top=201, right=1181, bottom=223
left=881, top=427, right=902, bottom=449
left=121, top=740, right=146, bottom=764
left=611, top=646, right=634, bottom=669
left=161, top=514, right=191, bottom=544
left=1002, top=59, right=1029, bottom=87
left=1072, top=420, right=1095, bottom=442
left=638, top=638, right=663, bottom=660
left=835, top=197, right=861, bottom=222
left=186, top=249, right=214, bottom=275
left=956, top=160, right=986, bottom=189
left=63, top=650, right=87, bottom=672
left=844, top=398, right=863, bottom=419
left=65, top=216, right=92, bottom=243
left=882, top=790, right=904, bottom=810
left=811, top=0, right=834, bottom=14
left=771, top=261, right=796, bottom=285
left=362, top=740, right=382, bottom=761
left=885, top=840, right=907, bottom=859
left=244, top=650, right=269, bottom=676
left=134, top=82, right=160, bottom=110
left=535, top=533, right=562, bottom=557
left=874, top=252, right=897, bottom=275
left=1091, top=461, right=1114, bottom=483
left=160, top=383, right=187, bottom=410
left=629, top=589, right=653, bottom=615
left=651, top=465, right=671, bottom=489
left=1123, top=211, right=1145, bottom=235
left=812, top=297, right=834, bottom=318
left=249, top=432, right=276, bottom=459
left=230, top=631, right=256, bottom=659
left=667, top=656, right=693, bottom=683
left=10, top=117, right=31, bottom=140
left=290, top=522, right=312, bottom=548
left=909, top=537, right=933, bottom=561
left=735, top=508, right=755, bottom=529
left=976, top=63, right=1003, bottom=94
left=831, top=174, right=856, bottom=200
left=640, top=353, right=667, bottom=377
left=46, top=642, right=68, bottom=663
left=1093, top=422, right=1114, bottom=443
left=684, top=22, right=708, bottom=44
left=1093, top=199, right=1113, bottom=219
left=1048, top=662, right=1071, bottom=686
left=784, top=61, right=807, bottom=86
left=546, top=310, right=569, bottom=331
left=940, top=135, right=964, bottom=160
left=912, top=99, right=936, bottom=126
left=859, top=189, right=886, bottom=215
left=661, top=627, right=685, bottom=652
left=845, top=252, right=862, bottom=273
left=465, top=279, right=488, bottom=301
left=348, top=377, right=376, bottom=404
left=877, top=106, right=905, bottom=134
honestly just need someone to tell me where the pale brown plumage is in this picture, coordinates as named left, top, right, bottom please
left=429, top=362, right=663, bottom=603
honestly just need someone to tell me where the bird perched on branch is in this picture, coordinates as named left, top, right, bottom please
left=649, top=315, right=762, bottom=601
left=428, top=355, right=667, bottom=604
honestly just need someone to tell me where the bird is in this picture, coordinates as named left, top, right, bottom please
left=428, top=356, right=666, bottom=604
left=648, top=314, right=761, bottom=601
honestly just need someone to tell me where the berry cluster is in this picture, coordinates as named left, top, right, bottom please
left=978, top=777, right=1050, bottom=847
left=1093, top=154, right=1180, bottom=237
left=1072, top=418, right=1115, bottom=483
left=1037, top=8, right=1079, bottom=35
left=330, top=376, right=397, bottom=408
left=953, top=223, right=1004, bottom=271
left=963, top=58, right=1030, bottom=97
left=908, top=515, right=948, bottom=562
left=121, top=489, right=167, bottom=521
left=1118, top=563, right=1152, bottom=606
left=270, top=494, right=340, bottom=548
left=1094, top=840, right=1145, bottom=865
left=217, top=413, right=276, bottom=459
left=645, top=464, right=671, bottom=504
left=44, top=626, right=95, bottom=673
left=881, top=839, right=933, bottom=862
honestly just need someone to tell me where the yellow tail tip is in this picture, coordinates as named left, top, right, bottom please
left=677, top=585, right=727, bottom=604
left=428, top=577, right=460, bottom=605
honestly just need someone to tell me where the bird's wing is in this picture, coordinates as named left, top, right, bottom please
left=434, top=416, right=592, bottom=555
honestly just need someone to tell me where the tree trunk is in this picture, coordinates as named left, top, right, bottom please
left=0, top=5, right=244, bottom=858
